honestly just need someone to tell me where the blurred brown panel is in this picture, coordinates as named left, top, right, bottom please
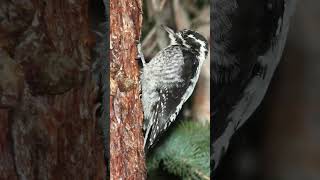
left=0, top=109, right=18, bottom=180
left=0, top=0, right=105, bottom=179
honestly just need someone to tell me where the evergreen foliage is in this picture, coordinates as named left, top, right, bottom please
left=147, top=121, right=210, bottom=180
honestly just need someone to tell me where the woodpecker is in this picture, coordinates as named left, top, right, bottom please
left=211, top=0, right=296, bottom=172
left=139, top=25, right=208, bottom=151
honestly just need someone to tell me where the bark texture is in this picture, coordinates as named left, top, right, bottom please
left=0, top=0, right=105, bottom=179
left=110, top=0, right=146, bottom=179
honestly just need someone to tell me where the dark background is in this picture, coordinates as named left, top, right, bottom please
left=215, top=0, right=320, bottom=179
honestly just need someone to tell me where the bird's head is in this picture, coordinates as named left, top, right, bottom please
left=162, top=25, right=208, bottom=59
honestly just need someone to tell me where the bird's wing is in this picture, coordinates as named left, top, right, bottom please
left=211, top=0, right=296, bottom=171
left=144, top=46, right=200, bottom=150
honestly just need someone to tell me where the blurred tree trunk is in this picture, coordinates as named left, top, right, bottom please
left=0, top=0, right=105, bottom=179
left=109, top=0, right=146, bottom=179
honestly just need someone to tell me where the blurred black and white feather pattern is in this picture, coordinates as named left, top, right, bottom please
left=211, top=0, right=297, bottom=172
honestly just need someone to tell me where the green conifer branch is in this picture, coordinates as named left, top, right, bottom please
left=147, top=121, right=210, bottom=180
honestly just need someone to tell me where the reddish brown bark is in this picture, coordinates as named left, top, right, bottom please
left=0, top=0, right=105, bottom=179
left=109, top=0, right=146, bottom=179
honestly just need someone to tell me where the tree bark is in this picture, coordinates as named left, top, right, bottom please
left=109, top=0, right=146, bottom=179
left=0, top=0, right=105, bottom=179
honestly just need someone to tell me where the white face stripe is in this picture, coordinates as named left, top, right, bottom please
left=168, top=31, right=208, bottom=58
left=177, top=33, right=191, bottom=48
left=187, top=34, right=208, bottom=62
left=168, top=32, right=177, bottom=45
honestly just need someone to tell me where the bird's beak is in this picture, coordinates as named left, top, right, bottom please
left=161, top=25, right=175, bottom=36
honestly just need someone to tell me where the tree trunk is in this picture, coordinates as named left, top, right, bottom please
left=0, top=0, right=105, bottom=179
left=109, top=0, right=146, bottom=179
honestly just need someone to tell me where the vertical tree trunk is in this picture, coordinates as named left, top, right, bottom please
left=109, top=0, right=146, bottom=179
left=0, top=0, right=105, bottom=179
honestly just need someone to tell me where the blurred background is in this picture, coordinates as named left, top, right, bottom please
left=215, top=0, right=320, bottom=179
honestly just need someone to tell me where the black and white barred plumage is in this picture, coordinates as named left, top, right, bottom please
left=212, top=0, right=296, bottom=173
left=140, top=26, right=208, bottom=150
